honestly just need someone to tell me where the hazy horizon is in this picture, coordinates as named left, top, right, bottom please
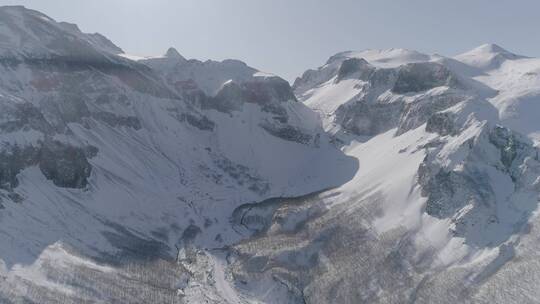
left=2, top=0, right=539, bottom=81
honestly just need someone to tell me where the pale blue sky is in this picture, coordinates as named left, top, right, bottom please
left=2, top=0, right=538, bottom=81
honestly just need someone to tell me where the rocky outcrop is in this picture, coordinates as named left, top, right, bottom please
left=39, top=140, right=95, bottom=188
left=91, top=112, right=142, bottom=130
left=418, top=122, right=540, bottom=245
left=0, top=140, right=96, bottom=191
left=396, top=92, right=465, bottom=135
left=296, top=51, right=469, bottom=139
left=0, top=144, right=40, bottom=190
left=425, top=112, right=458, bottom=136
left=336, top=58, right=374, bottom=82
left=206, top=76, right=296, bottom=116
left=489, top=125, right=534, bottom=181
left=392, top=62, right=461, bottom=94
left=181, top=113, right=215, bottom=131
left=213, top=156, right=270, bottom=195
left=259, top=122, right=314, bottom=145
left=0, top=101, right=53, bottom=133
left=336, top=100, right=404, bottom=136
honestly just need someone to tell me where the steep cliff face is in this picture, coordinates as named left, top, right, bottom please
left=294, top=49, right=472, bottom=139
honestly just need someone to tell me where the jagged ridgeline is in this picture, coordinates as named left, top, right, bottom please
left=2, top=5, right=540, bottom=304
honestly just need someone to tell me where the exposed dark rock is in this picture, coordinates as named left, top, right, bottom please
left=232, top=200, right=281, bottom=235
left=0, top=144, right=40, bottom=190
left=214, top=157, right=269, bottom=195
left=417, top=122, right=540, bottom=248
left=397, top=93, right=463, bottom=135
left=98, top=220, right=172, bottom=265
left=0, top=102, right=53, bottom=133
left=489, top=125, right=532, bottom=181
left=92, top=111, right=142, bottom=130
left=182, top=113, right=215, bottom=131
left=335, top=100, right=404, bottom=136
left=392, top=62, right=461, bottom=94
left=336, top=58, right=374, bottom=82
left=260, top=123, right=313, bottom=145
left=204, top=81, right=244, bottom=112
left=418, top=164, right=493, bottom=219
left=182, top=224, right=202, bottom=243
left=42, top=93, right=91, bottom=125
left=333, top=74, right=466, bottom=137
left=206, top=77, right=295, bottom=121
left=0, top=140, right=97, bottom=192
left=39, top=141, right=94, bottom=188
left=426, top=112, right=458, bottom=136
left=83, top=145, right=99, bottom=158
left=6, top=192, right=24, bottom=204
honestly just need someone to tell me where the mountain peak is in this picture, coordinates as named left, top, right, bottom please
left=0, top=5, right=124, bottom=58
left=455, top=43, right=524, bottom=69
left=468, top=43, right=515, bottom=56
left=59, top=21, right=82, bottom=33
left=1, top=5, right=28, bottom=11
left=328, top=48, right=431, bottom=68
left=479, top=43, right=506, bottom=52
left=0, top=5, right=53, bottom=20
left=164, top=47, right=186, bottom=60
left=457, top=43, right=524, bottom=60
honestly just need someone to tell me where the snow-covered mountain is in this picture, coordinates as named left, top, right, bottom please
left=231, top=44, right=540, bottom=303
left=0, top=6, right=356, bottom=303
left=1, top=6, right=540, bottom=304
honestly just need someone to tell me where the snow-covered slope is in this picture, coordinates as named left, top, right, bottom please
left=454, top=43, right=525, bottom=70
left=139, top=48, right=262, bottom=96
left=0, top=6, right=123, bottom=59
left=227, top=45, right=540, bottom=303
left=454, top=44, right=540, bottom=147
left=0, top=7, right=356, bottom=303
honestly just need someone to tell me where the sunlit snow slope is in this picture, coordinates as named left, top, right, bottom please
left=226, top=44, right=540, bottom=303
